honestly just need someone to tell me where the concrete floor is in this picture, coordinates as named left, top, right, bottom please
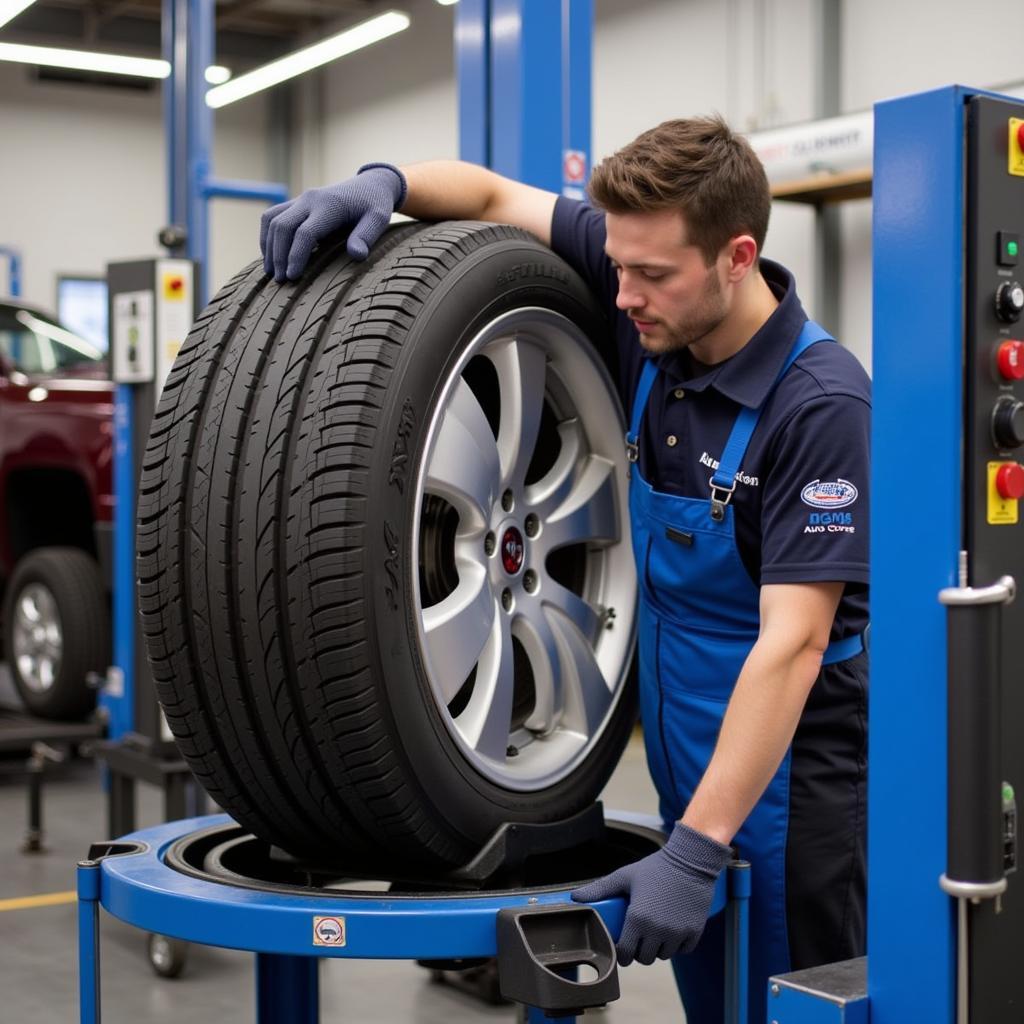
left=0, top=666, right=684, bottom=1023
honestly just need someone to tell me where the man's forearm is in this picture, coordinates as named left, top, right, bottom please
left=398, top=161, right=557, bottom=244
left=680, top=629, right=826, bottom=846
left=398, top=161, right=504, bottom=221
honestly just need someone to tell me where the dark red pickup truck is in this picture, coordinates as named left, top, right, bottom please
left=0, top=298, right=112, bottom=718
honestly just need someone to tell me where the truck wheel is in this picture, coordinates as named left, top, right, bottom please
left=2, top=547, right=108, bottom=720
left=138, top=222, right=637, bottom=868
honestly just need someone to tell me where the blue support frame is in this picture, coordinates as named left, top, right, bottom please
left=107, top=1, right=290, bottom=738
left=77, top=815, right=752, bottom=1024
left=162, top=0, right=288, bottom=306
left=0, top=246, right=21, bottom=296
left=456, top=0, right=592, bottom=195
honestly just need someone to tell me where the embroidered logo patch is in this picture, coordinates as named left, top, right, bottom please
left=800, top=479, right=858, bottom=509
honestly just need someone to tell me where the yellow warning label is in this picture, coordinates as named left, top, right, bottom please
left=988, top=462, right=1019, bottom=524
left=162, top=273, right=186, bottom=301
left=1009, top=119, right=1024, bottom=177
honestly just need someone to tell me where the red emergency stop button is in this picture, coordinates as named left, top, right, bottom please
left=998, top=340, right=1024, bottom=380
left=996, top=462, right=1024, bottom=500
left=1018, top=122, right=1024, bottom=153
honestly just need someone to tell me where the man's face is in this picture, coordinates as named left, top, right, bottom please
left=604, top=207, right=727, bottom=356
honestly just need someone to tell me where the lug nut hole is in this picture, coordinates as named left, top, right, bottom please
left=525, top=514, right=539, bottom=538
left=523, top=570, right=538, bottom=594
left=501, top=490, right=514, bottom=512
left=484, top=532, right=496, bottom=557
left=501, top=588, right=514, bottom=612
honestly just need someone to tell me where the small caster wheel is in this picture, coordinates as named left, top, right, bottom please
left=148, top=933, right=188, bottom=978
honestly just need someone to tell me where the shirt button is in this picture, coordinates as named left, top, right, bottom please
left=666, top=435, right=678, bottom=447
left=673, top=388, right=685, bottom=399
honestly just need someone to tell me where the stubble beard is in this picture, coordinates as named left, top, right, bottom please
left=639, top=266, right=728, bottom=355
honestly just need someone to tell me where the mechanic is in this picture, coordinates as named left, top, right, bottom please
left=259, top=116, right=870, bottom=1024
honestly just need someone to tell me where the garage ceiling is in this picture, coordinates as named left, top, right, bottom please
left=4, top=0, right=386, bottom=61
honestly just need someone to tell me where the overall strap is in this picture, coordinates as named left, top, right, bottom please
left=709, top=320, right=835, bottom=518
left=625, top=358, right=659, bottom=464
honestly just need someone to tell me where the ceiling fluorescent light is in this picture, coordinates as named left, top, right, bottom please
left=0, top=41, right=169, bottom=78
left=205, top=64, right=231, bottom=85
left=0, top=0, right=37, bottom=30
left=435, top=0, right=459, bottom=5
left=206, top=10, right=410, bottom=109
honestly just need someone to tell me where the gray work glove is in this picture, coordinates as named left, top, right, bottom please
left=260, top=162, right=408, bottom=282
left=571, top=822, right=731, bottom=966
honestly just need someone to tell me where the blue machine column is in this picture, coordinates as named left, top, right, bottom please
left=456, top=0, right=592, bottom=196
left=868, top=85, right=967, bottom=1024
left=770, top=81, right=1024, bottom=1024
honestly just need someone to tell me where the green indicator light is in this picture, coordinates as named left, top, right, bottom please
left=1004, top=784, right=1015, bottom=803
left=1009, top=241, right=1019, bottom=256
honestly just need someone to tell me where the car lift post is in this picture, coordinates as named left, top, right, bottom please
left=0, top=245, right=21, bottom=296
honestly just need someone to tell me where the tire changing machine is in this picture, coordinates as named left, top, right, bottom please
left=76, top=804, right=751, bottom=1023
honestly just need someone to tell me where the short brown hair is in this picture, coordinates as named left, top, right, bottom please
left=588, top=115, right=771, bottom=265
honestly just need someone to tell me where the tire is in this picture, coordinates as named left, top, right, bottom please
left=2, top=547, right=108, bottom=720
left=138, top=222, right=638, bottom=869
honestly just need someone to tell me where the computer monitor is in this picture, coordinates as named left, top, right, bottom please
left=56, top=275, right=108, bottom=353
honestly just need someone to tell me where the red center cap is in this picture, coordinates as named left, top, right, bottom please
left=996, top=462, right=1024, bottom=501
left=501, top=527, right=525, bottom=575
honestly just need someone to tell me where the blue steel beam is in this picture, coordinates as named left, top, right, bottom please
left=456, top=0, right=489, bottom=166
left=0, top=246, right=21, bottom=296
left=458, top=0, right=592, bottom=195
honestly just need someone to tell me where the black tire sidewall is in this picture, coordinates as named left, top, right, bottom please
left=364, top=236, right=636, bottom=844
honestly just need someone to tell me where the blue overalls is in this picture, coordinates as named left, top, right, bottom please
left=626, top=320, right=864, bottom=1024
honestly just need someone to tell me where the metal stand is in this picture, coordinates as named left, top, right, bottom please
left=76, top=812, right=750, bottom=1024
left=0, top=707, right=104, bottom=853
left=95, top=735, right=206, bottom=837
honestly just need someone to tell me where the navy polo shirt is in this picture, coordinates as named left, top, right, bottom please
left=551, top=197, right=870, bottom=641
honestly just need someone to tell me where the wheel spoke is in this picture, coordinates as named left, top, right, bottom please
left=424, top=377, right=501, bottom=529
left=539, top=455, right=619, bottom=553
left=545, top=605, right=615, bottom=737
left=489, top=337, right=548, bottom=489
left=543, top=583, right=602, bottom=646
left=421, top=563, right=494, bottom=705
left=456, top=612, right=516, bottom=762
left=514, top=605, right=564, bottom=736
left=524, top=418, right=584, bottom=519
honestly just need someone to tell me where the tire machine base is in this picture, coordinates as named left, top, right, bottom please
left=76, top=809, right=752, bottom=1023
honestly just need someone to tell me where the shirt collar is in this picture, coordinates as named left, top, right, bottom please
left=653, top=259, right=808, bottom=409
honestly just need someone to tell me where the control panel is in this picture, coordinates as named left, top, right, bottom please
left=963, top=94, right=1024, bottom=1020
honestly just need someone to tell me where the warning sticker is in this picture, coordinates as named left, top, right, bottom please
left=1008, top=119, right=1024, bottom=178
left=162, top=273, right=186, bottom=301
left=312, top=916, right=346, bottom=947
left=988, top=462, right=1019, bottom=525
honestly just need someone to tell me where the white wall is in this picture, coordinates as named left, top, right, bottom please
left=301, top=0, right=458, bottom=188
left=0, top=62, right=271, bottom=312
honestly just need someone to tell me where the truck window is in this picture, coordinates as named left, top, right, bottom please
left=0, top=307, right=104, bottom=374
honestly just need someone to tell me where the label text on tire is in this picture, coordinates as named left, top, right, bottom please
left=388, top=398, right=416, bottom=493
left=496, top=263, right=569, bottom=287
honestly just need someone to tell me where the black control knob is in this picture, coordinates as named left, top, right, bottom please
left=996, top=281, right=1024, bottom=323
left=992, top=397, right=1024, bottom=449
